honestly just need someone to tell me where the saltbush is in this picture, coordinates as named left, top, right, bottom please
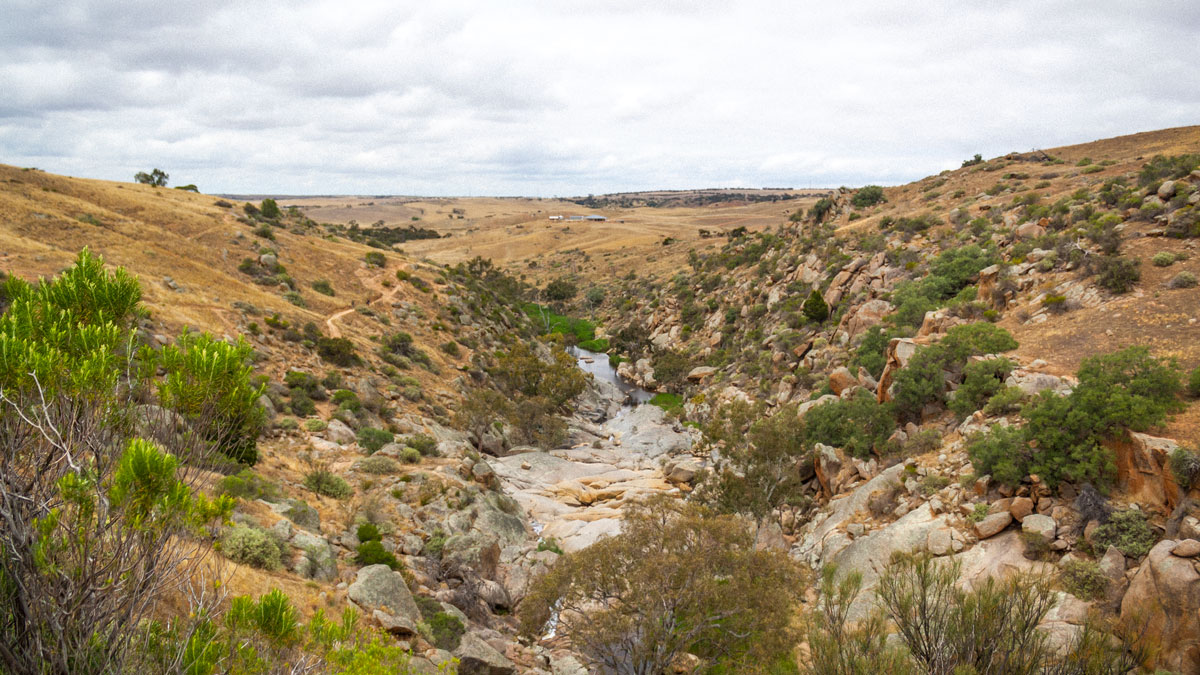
left=1169, top=446, right=1200, bottom=489
left=217, top=469, right=280, bottom=501
left=357, top=455, right=399, bottom=474
left=1059, top=560, right=1108, bottom=600
left=1168, top=271, right=1198, bottom=289
left=1151, top=252, right=1176, bottom=267
left=403, top=433, right=439, bottom=456
left=303, top=468, right=353, bottom=499
left=1091, top=509, right=1158, bottom=558
left=221, top=525, right=286, bottom=570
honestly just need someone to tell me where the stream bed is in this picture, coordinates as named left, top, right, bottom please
left=568, top=346, right=654, bottom=406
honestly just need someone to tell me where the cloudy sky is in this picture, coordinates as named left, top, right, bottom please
left=2, top=1, right=1197, bottom=196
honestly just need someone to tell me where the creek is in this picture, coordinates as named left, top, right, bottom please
left=567, top=346, right=654, bottom=407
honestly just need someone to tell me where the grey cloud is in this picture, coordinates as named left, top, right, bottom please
left=1, top=0, right=1198, bottom=195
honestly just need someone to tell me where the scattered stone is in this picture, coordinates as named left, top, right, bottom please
left=454, top=633, right=516, bottom=675
left=974, top=511, right=1013, bottom=539
left=828, top=367, right=857, bottom=395
left=1009, top=497, right=1034, bottom=522
left=348, top=565, right=422, bottom=636
left=324, top=419, right=356, bottom=445
left=1022, top=514, right=1056, bottom=542
left=1172, top=539, right=1200, bottom=558
left=686, top=366, right=717, bottom=382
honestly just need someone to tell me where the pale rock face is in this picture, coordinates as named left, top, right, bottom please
left=454, top=632, right=516, bottom=675
left=1121, top=540, right=1200, bottom=672
left=348, top=565, right=422, bottom=636
left=324, top=418, right=356, bottom=445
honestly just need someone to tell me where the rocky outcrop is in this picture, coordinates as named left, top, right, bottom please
left=876, top=338, right=920, bottom=403
left=324, top=419, right=356, bottom=445
left=455, top=633, right=516, bottom=675
left=348, top=565, right=422, bottom=636
left=1109, top=432, right=1185, bottom=513
left=491, top=403, right=695, bottom=553
left=843, top=299, right=892, bottom=339
left=1121, top=540, right=1200, bottom=672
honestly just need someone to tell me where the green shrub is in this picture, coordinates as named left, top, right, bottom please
left=1151, top=252, right=1176, bottom=267
left=356, top=522, right=381, bottom=542
left=311, top=279, right=335, bottom=296
left=1169, top=446, right=1200, bottom=489
left=802, top=389, right=896, bottom=459
left=439, top=341, right=460, bottom=357
left=851, top=185, right=887, bottom=208
left=802, top=290, right=829, bottom=323
left=1059, top=560, right=1108, bottom=601
left=851, top=325, right=896, bottom=379
left=1091, top=509, right=1158, bottom=558
left=808, top=197, right=835, bottom=223
left=221, top=525, right=285, bottom=570
left=1094, top=256, right=1140, bottom=294
left=983, top=386, right=1024, bottom=416
left=289, top=389, right=317, bottom=416
left=252, top=224, right=275, bottom=240
left=303, top=418, right=327, bottom=432
left=400, top=447, right=421, bottom=464
left=356, top=427, right=393, bottom=454
left=332, top=389, right=362, bottom=411
left=316, top=337, right=359, bottom=366
left=259, top=198, right=281, bottom=219
left=357, top=455, right=399, bottom=474
left=354, top=540, right=401, bottom=570
left=156, top=329, right=266, bottom=465
left=1013, top=345, right=1180, bottom=491
left=364, top=251, right=386, bottom=267
left=1137, top=154, right=1200, bottom=188
left=892, top=323, right=1017, bottom=421
left=649, top=350, right=692, bottom=390
left=544, top=278, right=577, bottom=301
left=275, top=417, right=298, bottom=430
left=304, top=468, right=352, bottom=499
left=217, top=469, right=280, bottom=501
left=427, top=612, right=466, bottom=651
left=967, top=503, right=989, bottom=523
left=585, top=287, right=606, bottom=306
left=403, top=433, right=439, bottom=456
left=949, top=358, right=1014, bottom=418
left=1168, top=271, right=1198, bottom=289
left=1189, top=366, right=1200, bottom=398
left=966, top=425, right=1028, bottom=487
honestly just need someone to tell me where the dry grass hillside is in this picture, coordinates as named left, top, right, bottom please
left=286, top=193, right=827, bottom=285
